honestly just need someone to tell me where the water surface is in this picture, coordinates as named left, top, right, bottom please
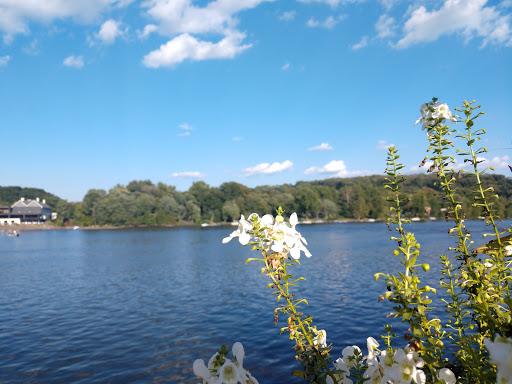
left=1, top=220, right=508, bottom=383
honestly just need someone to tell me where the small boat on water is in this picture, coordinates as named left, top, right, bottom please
left=5, top=229, right=19, bottom=237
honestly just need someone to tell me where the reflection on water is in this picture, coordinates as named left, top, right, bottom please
left=0, top=220, right=509, bottom=383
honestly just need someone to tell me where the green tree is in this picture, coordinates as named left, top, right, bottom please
left=222, top=200, right=240, bottom=222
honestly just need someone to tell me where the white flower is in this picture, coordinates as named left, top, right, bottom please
left=435, top=368, right=456, bottom=384
left=415, top=101, right=456, bottom=135
left=193, top=359, right=212, bottom=381
left=313, top=329, right=327, bottom=348
left=218, top=360, right=244, bottom=384
left=504, top=245, right=512, bottom=256
left=342, top=345, right=361, bottom=369
left=392, top=348, right=425, bottom=384
left=326, top=357, right=353, bottom=384
left=232, top=342, right=245, bottom=367
left=403, top=345, right=424, bottom=369
left=485, top=337, right=512, bottom=384
left=222, top=214, right=254, bottom=245
left=432, top=102, right=456, bottom=123
left=367, top=337, right=380, bottom=359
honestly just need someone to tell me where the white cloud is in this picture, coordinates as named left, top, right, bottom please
left=142, top=31, right=251, bottom=68
left=95, top=19, right=125, bottom=44
left=376, top=14, right=396, bottom=38
left=0, top=55, right=10, bottom=66
left=379, top=0, right=399, bottom=11
left=308, top=142, right=333, bottom=151
left=281, top=62, right=291, bottom=70
left=396, top=0, right=512, bottom=49
left=138, top=24, right=158, bottom=39
left=479, top=154, right=510, bottom=169
left=304, top=160, right=348, bottom=176
left=232, top=136, right=243, bottom=141
left=143, top=0, right=273, bottom=37
left=178, top=123, right=193, bottom=136
left=298, top=0, right=345, bottom=6
left=171, top=171, right=205, bottom=178
left=63, top=55, right=84, bottom=68
left=409, top=155, right=510, bottom=174
left=307, top=15, right=344, bottom=29
left=351, top=35, right=368, bottom=49
left=0, top=0, right=133, bottom=36
left=243, top=160, right=293, bottom=176
left=280, top=11, right=296, bottom=21
left=140, top=0, right=274, bottom=67
left=376, top=140, right=394, bottom=150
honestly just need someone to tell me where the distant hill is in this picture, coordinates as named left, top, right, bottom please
left=0, top=186, right=65, bottom=209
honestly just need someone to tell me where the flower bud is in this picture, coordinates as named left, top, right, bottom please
left=393, top=250, right=400, bottom=256
left=422, top=264, right=430, bottom=272
left=275, top=215, right=284, bottom=224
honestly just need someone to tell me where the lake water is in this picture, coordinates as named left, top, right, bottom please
left=1, top=220, right=509, bottom=383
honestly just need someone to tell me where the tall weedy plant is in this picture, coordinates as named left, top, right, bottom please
left=193, top=99, right=512, bottom=384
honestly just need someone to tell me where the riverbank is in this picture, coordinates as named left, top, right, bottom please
left=0, top=223, right=179, bottom=231
left=0, top=218, right=388, bottom=232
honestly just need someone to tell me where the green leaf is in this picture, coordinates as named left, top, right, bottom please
left=291, top=371, right=305, bottom=378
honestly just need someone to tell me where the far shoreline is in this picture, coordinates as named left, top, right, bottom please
left=0, top=218, right=422, bottom=233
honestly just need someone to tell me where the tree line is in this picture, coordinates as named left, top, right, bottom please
left=1, top=173, right=511, bottom=227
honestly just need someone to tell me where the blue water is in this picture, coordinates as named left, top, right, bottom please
left=0, top=220, right=509, bottom=383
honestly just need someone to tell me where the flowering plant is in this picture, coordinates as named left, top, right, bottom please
left=194, top=98, right=512, bottom=383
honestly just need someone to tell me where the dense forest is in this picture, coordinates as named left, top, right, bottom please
left=1, top=173, right=511, bottom=227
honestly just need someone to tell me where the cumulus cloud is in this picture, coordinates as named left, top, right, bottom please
left=352, top=35, right=368, bottom=49
left=409, top=155, right=510, bottom=173
left=304, top=160, right=348, bottom=176
left=0, top=55, right=10, bottom=66
left=479, top=154, right=510, bottom=169
left=395, top=0, right=512, bottom=49
left=63, top=55, right=84, bottom=68
left=171, top=171, right=205, bottom=178
left=95, top=19, right=125, bottom=44
left=376, top=14, right=396, bottom=38
left=0, top=0, right=132, bottom=36
left=307, top=15, right=345, bottom=29
left=142, top=0, right=272, bottom=36
left=376, top=140, right=394, bottom=150
left=281, top=62, right=291, bottom=70
left=308, top=142, right=333, bottom=151
left=280, top=11, right=296, bottom=21
left=140, top=0, right=272, bottom=67
left=142, top=31, right=251, bottom=68
left=138, top=24, right=158, bottom=39
left=243, top=160, right=293, bottom=176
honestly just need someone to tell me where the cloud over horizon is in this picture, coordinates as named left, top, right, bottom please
left=243, top=160, right=293, bottom=176
left=171, top=171, right=205, bottom=178
left=308, top=142, right=334, bottom=151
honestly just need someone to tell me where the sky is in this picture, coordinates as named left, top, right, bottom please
left=1, top=0, right=511, bottom=202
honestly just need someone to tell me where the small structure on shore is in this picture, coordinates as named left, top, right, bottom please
left=0, top=197, right=53, bottom=224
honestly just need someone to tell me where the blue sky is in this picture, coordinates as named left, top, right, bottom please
left=1, top=0, right=511, bottom=202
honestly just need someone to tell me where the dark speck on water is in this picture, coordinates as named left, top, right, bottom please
left=1, top=220, right=509, bottom=383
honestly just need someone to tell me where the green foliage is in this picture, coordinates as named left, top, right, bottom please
left=376, top=99, right=512, bottom=384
